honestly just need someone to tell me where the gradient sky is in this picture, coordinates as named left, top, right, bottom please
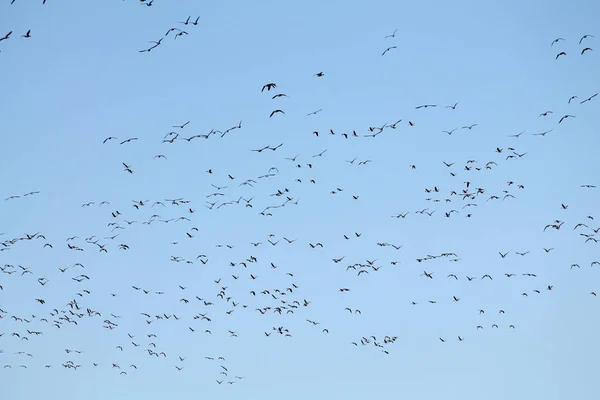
left=1, top=0, right=599, bottom=399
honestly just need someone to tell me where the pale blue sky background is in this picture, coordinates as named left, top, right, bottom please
left=1, top=0, right=599, bottom=399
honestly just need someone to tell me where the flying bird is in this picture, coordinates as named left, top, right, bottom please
left=173, top=121, right=190, bottom=129
left=120, top=138, right=138, bottom=145
left=382, top=46, right=397, bottom=56
left=0, top=31, right=12, bottom=41
left=385, top=29, right=398, bottom=38
left=262, top=83, right=277, bottom=92
left=559, top=115, right=575, bottom=123
left=415, top=104, right=437, bottom=109
left=580, top=93, right=597, bottom=104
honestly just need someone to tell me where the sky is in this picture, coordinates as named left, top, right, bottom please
left=1, top=0, right=599, bottom=398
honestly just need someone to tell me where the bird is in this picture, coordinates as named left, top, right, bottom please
left=22, top=30, right=31, bottom=38
left=262, top=83, right=277, bottom=92
left=580, top=93, right=597, bottom=104
left=581, top=47, right=593, bottom=55
left=0, top=31, right=12, bottom=42
left=119, top=138, right=138, bottom=147
left=551, top=38, right=565, bottom=46
left=270, top=110, right=285, bottom=118
left=559, top=115, right=575, bottom=123
left=579, top=34, right=594, bottom=44
left=173, top=121, right=190, bottom=129
left=555, top=52, right=567, bottom=59
left=385, top=29, right=397, bottom=38
left=382, top=46, right=397, bottom=56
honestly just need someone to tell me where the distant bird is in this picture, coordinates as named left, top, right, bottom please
left=382, top=46, right=397, bottom=56
left=0, top=31, right=12, bottom=41
left=579, top=34, right=594, bottom=44
left=445, top=102, right=458, bottom=109
left=555, top=51, right=567, bottom=59
left=580, top=93, right=597, bottom=104
left=559, top=114, right=575, bottom=123
left=385, top=29, right=397, bottom=38
left=173, top=121, right=190, bottom=129
left=120, top=138, right=138, bottom=145
left=270, top=110, right=285, bottom=118
left=551, top=38, right=565, bottom=46
left=22, top=30, right=31, bottom=38
left=415, top=104, right=437, bottom=109
left=581, top=47, right=593, bottom=55
left=314, top=72, right=324, bottom=77
left=262, top=83, right=277, bottom=92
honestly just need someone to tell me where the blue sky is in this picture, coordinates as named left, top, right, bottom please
left=1, top=0, right=599, bottom=398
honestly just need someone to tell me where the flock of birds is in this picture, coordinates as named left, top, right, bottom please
left=1, top=1, right=599, bottom=392
left=553, top=34, right=594, bottom=58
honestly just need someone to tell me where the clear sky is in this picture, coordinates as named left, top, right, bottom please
left=1, top=0, right=599, bottom=399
